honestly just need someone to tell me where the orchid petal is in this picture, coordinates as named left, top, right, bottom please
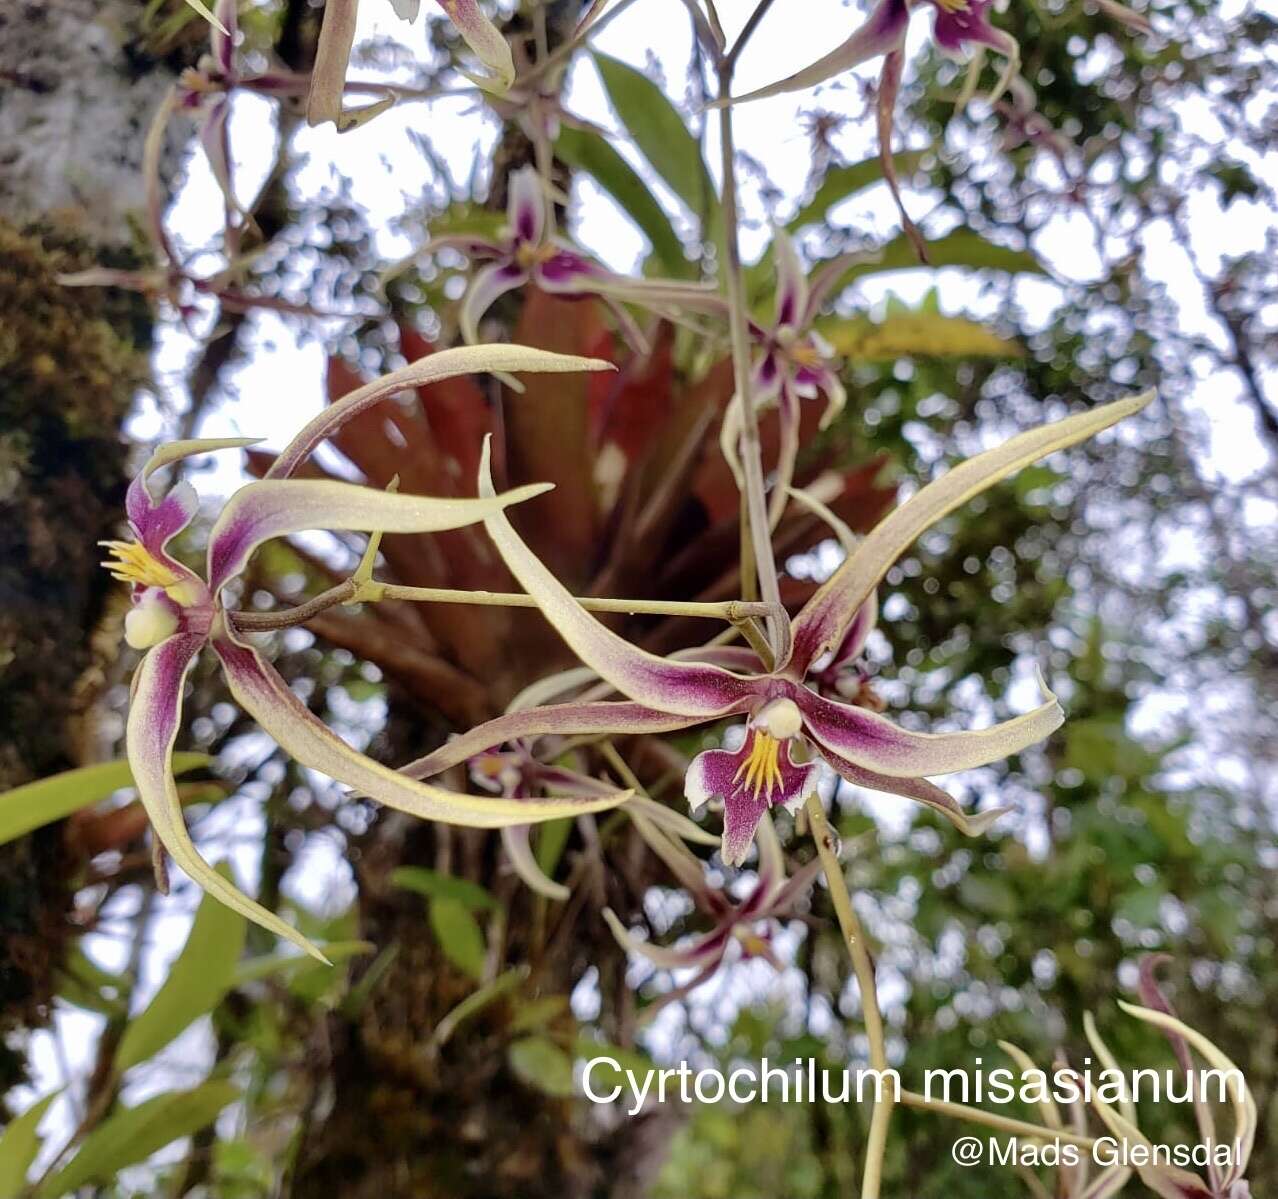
left=602, top=908, right=726, bottom=971
left=199, top=99, right=237, bottom=223
left=1084, top=1011, right=1138, bottom=1125
left=127, top=437, right=260, bottom=560
left=181, top=0, right=229, bottom=35
left=1079, top=1167, right=1135, bottom=1199
left=434, top=0, right=516, bottom=93
left=686, top=733, right=821, bottom=866
left=765, top=854, right=825, bottom=915
left=213, top=633, right=628, bottom=826
left=502, top=824, right=570, bottom=900
left=507, top=666, right=604, bottom=712
left=460, top=260, right=528, bottom=344
left=628, top=809, right=719, bottom=904
left=306, top=0, right=358, bottom=127
left=507, top=166, right=546, bottom=246
left=772, top=230, right=809, bottom=332
left=801, top=680, right=1062, bottom=779
left=268, top=344, right=612, bottom=480
left=400, top=702, right=707, bottom=780
left=129, top=634, right=325, bottom=960
left=1118, top=1001, right=1256, bottom=1180
left=817, top=742, right=1010, bottom=835
left=766, top=387, right=802, bottom=530
left=212, top=0, right=237, bottom=73
left=997, top=1041, right=1062, bottom=1130
left=628, top=795, right=720, bottom=848
left=790, top=390, right=1155, bottom=670
left=721, top=0, right=909, bottom=106
left=877, top=50, right=929, bottom=263
left=785, top=481, right=858, bottom=556
left=207, top=477, right=551, bottom=593
left=478, top=438, right=757, bottom=716
left=754, top=811, right=786, bottom=895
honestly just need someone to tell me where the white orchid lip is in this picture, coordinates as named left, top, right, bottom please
left=125, top=591, right=181, bottom=650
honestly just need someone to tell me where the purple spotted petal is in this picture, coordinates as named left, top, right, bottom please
left=461, top=259, right=528, bottom=344
left=507, top=166, right=546, bottom=247
left=725, top=0, right=909, bottom=105
left=129, top=633, right=324, bottom=958
left=267, top=344, right=612, bottom=480
left=773, top=230, right=808, bottom=332
left=213, top=631, right=628, bottom=826
left=207, top=476, right=551, bottom=593
left=686, top=731, right=822, bottom=866
left=817, top=743, right=1011, bottom=836
left=478, top=439, right=760, bottom=717
left=799, top=685, right=1063, bottom=779
left=401, top=702, right=709, bottom=780
left=788, top=391, right=1155, bottom=672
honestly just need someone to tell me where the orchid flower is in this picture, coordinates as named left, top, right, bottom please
left=1085, top=980, right=1255, bottom=1199
left=724, top=0, right=1020, bottom=110
left=400, top=390, right=1153, bottom=865
left=603, top=814, right=822, bottom=1012
left=435, top=167, right=719, bottom=348
left=720, top=231, right=850, bottom=527
left=110, top=346, right=629, bottom=960
left=469, top=742, right=715, bottom=900
left=307, top=0, right=515, bottom=129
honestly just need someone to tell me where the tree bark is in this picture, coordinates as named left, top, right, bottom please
left=0, top=0, right=169, bottom=1096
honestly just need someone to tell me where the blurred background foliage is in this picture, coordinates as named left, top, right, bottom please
left=0, top=0, right=1274, bottom=1195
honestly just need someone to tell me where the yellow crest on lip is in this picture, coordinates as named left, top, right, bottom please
left=933, top=0, right=970, bottom=11
left=99, top=540, right=181, bottom=590
left=733, top=731, right=785, bottom=803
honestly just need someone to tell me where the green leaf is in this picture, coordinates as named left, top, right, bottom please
left=429, top=897, right=487, bottom=981
left=508, top=1035, right=576, bottom=1097
left=0, top=754, right=210, bottom=847
left=36, top=1081, right=238, bottom=1198
left=818, top=228, right=1049, bottom=302
left=556, top=125, right=690, bottom=278
left=817, top=312, right=1023, bottom=361
left=232, top=940, right=374, bottom=987
left=57, top=948, right=127, bottom=1019
left=788, top=152, right=928, bottom=231
left=115, top=873, right=246, bottom=1073
left=535, top=819, right=572, bottom=881
left=0, top=1092, right=59, bottom=1199
left=391, top=866, right=499, bottom=911
left=592, top=53, right=720, bottom=240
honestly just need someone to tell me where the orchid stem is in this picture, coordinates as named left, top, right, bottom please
left=232, top=578, right=779, bottom=631
left=803, top=793, right=893, bottom=1199
left=898, top=1091, right=1097, bottom=1149
left=715, top=56, right=784, bottom=653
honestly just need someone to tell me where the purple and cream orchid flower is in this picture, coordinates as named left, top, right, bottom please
left=111, top=345, right=629, bottom=961
left=307, top=0, right=514, bottom=129
left=439, top=167, right=718, bottom=348
left=604, top=814, right=822, bottom=1013
left=1085, top=983, right=1255, bottom=1199
left=720, top=231, right=848, bottom=527
left=401, top=390, right=1153, bottom=865
left=725, top=0, right=1020, bottom=109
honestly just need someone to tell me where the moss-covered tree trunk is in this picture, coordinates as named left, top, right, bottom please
left=0, top=0, right=168, bottom=1095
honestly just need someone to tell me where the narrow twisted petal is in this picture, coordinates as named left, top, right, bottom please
left=400, top=702, right=708, bottom=780
left=267, top=344, right=611, bottom=479
left=213, top=633, right=629, bottom=826
left=461, top=260, right=529, bottom=344
left=765, top=853, right=825, bottom=915
left=181, top=0, right=230, bottom=35
left=800, top=683, right=1063, bottom=779
left=306, top=0, right=358, bottom=127
left=626, top=795, right=720, bottom=848
left=199, top=99, right=236, bottom=219
left=772, top=230, right=809, bottom=331
left=721, top=0, right=909, bottom=106
left=434, top=0, right=516, bottom=92
left=686, top=732, right=822, bottom=866
left=129, top=634, right=326, bottom=959
left=478, top=439, right=758, bottom=716
left=502, top=824, right=570, bottom=900
left=789, top=390, right=1156, bottom=671
left=507, top=166, right=546, bottom=246
left=766, top=386, right=803, bottom=530
left=877, top=49, right=929, bottom=263
left=1117, top=1001, right=1255, bottom=1184
left=207, top=477, right=551, bottom=592
left=820, top=743, right=1010, bottom=835
left=603, top=908, right=729, bottom=971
